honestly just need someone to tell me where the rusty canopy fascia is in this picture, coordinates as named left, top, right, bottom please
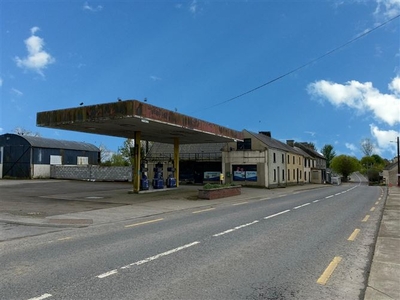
left=36, top=100, right=243, bottom=144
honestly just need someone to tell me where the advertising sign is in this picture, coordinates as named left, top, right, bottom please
left=232, top=165, right=257, bottom=181
left=204, top=171, right=220, bottom=181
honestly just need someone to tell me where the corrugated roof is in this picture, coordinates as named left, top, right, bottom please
left=3, top=134, right=99, bottom=152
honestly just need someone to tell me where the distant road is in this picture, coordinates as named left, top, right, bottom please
left=0, top=176, right=384, bottom=300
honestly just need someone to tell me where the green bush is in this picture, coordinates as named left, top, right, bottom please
left=202, top=183, right=237, bottom=190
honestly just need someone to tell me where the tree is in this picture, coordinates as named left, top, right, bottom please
left=302, top=142, right=316, bottom=151
left=330, top=155, right=360, bottom=181
left=361, top=138, right=374, bottom=156
left=110, top=153, right=130, bottom=166
left=117, top=138, right=135, bottom=165
left=321, top=144, right=336, bottom=168
left=102, top=153, right=130, bottom=166
left=98, top=143, right=113, bottom=163
left=371, top=154, right=385, bottom=167
left=102, top=138, right=149, bottom=166
left=360, top=154, right=385, bottom=182
left=14, top=127, right=40, bottom=137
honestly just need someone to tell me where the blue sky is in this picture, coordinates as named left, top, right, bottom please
left=1, top=0, right=399, bottom=160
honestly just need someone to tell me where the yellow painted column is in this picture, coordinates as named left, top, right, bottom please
left=133, top=131, right=141, bottom=193
left=174, top=138, right=179, bottom=187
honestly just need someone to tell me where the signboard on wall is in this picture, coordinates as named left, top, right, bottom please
left=232, top=165, right=257, bottom=181
left=204, top=171, right=220, bottom=181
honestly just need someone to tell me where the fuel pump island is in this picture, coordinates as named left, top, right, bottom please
left=140, top=161, right=177, bottom=191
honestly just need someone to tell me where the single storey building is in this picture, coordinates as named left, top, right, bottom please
left=0, top=133, right=99, bottom=179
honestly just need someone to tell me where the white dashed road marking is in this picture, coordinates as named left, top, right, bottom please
left=264, top=210, right=291, bottom=220
left=213, top=220, right=259, bottom=237
left=97, top=269, right=118, bottom=279
left=121, top=241, right=200, bottom=269
left=27, top=294, right=52, bottom=300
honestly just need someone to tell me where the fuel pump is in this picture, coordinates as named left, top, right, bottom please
left=166, top=166, right=177, bottom=188
left=152, top=162, right=164, bottom=189
left=140, top=160, right=149, bottom=190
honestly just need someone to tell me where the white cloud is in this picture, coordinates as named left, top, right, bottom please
left=389, top=76, right=400, bottom=95
left=83, top=2, right=103, bottom=12
left=307, top=76, right=400, bottom=126
left=11, top=88, right=23, bottom=96
left=370, top=124, right=399, bottom=156
left=374, top=0, right=400, bottom=20
left=150, top=75, right=162, bottom=81
left=31, top=26, right=40, bottom=35
left=304, top=131, right=316, bottom=137
left=189, top=0, right=198, bottom=14
left=0, top=77, right=3, bottom=87
left=15, top=27, right=55, bottom=76
left=345, top=143, right=358, bottom=152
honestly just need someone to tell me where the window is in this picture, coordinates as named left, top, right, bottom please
left=305, top=171, right=307, bottom=181
left=300, top=171, right=302, bottom=179
left=288, top=170, right=290, bottom=181
left=288, top=155, right=290, bottom=164
left=282, top=169, right=285, bottom=181
left=293, top=156, right=295, bottom=164
left=273, top=152, right=276, bottom=163
left=299, top=157, right=301, bottom=165
left=273, top=169, right=276, bottom=182
left=237, top=138, right=252, bottom=150
left=293, top=169, right=295, bottom=180
left=282, top=154, right=284, bottom=163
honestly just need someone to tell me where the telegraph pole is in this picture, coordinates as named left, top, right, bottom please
left=397, top=136, right=400, bottom=186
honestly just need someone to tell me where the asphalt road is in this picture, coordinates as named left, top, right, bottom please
left=0, top=179, right=384, bottom=300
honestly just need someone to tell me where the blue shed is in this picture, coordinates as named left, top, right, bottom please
left=0, top=133, right=100, bottom=179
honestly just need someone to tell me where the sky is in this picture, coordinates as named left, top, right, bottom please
left=1, top=0, right=399, bottom=160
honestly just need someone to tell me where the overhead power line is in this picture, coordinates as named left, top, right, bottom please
left=192, top=13, right=400, bottom=114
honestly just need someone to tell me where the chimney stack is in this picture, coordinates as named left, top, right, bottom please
left=259, top=131, right=271, bottom=137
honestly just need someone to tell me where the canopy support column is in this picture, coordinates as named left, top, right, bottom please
left=174, top=138, right=179, bottom=187
left=133, top=131, right=141, bottom=193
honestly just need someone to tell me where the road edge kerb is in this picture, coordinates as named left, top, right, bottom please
left=363, top=186, right=399, bottom=300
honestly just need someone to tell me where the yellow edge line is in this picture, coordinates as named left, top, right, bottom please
left=362, top=215, right=370, bottom=222
left=348, top=229, right=360, bottom=241
left=125, top=218, right=164, bottom=228
left=370, top=207, right=375, bottom=212
left=233, top=202, right=249, bottom=206
left=192, top=208, right=215, bottom=214
left=317, top=256, right=342, bottom=285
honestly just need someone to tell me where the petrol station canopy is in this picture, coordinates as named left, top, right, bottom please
left=36, top=100, right=244, bottom=144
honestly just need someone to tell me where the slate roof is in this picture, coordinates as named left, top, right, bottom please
left=295, top=142, right=326, bottom=160
left=246, top=130, right=303, bottom=155
left=384, top=160, right=399, bottom=171
left=293, top=146, right=313, bottom=158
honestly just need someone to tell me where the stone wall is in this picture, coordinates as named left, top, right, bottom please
left=50, top=165, right=132, bottom=182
